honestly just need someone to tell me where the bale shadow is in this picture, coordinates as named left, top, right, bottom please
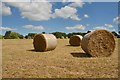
left=71, top=52, right=92, bottom=58
left=27, top=49, right=45, bottom=52
left=66, top=44, right=80, bottom=47
left=66, top=44, right=72, bottom=46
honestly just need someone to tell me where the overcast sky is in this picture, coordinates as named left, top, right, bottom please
left=0, top=1, right=119, bottom=35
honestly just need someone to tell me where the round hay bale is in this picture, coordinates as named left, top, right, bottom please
left=65, top=37, right=68, bottom=39
left=60, top=36, right=64, bottom=39
left=69, top=35, right=83, bottom=46
left=33, top=34, right=57, bottom=52
left=81, top=29, right=115, bottom=57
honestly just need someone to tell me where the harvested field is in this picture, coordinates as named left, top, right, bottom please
left=2, top=39, right=119, bottom=78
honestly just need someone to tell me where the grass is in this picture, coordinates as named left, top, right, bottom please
left=2, top=39, right=119, bottom=78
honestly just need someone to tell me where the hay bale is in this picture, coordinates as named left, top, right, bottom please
left=33, top=34, right=57, bottom=52
left=60, top=36, right=64, bottom=39
left=65, top=37, right=68, bottom=39
left=81, top=29, right=115, bottom=57
left=69, top=35, right=83, bottom=46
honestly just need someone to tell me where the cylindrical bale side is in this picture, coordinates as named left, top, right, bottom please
left=33, top=34, right=57, bottom=52
left=43, top=34, right=57, bottom=51
left=81, top=29, right=115, bottom=57
left=69, top=35, right=83, bottom=46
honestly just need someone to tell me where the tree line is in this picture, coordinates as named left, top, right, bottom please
left=0, top=30, right=120, bottom=39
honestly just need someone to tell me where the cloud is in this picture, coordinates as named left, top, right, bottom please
left=62, top=0, right=85, bottom=8
left=84, top=14, right=89, bottom=18
left=53, top=0, right=86, bottom=21
left=66, top=24, right=85, bottom=30
left=93, top=24, right=115, bottom=31
left=113, top=16, right=120, bottom=24
left=104, top=24, right=113, bottom=28
left=0, top=3, right=12, bottom=16
left=93, top=26, right=107, bottom=30
left=22, top=25, right=44, bottom=30
left=69, top=2, right=85, bottom=8
left=0, top=27, right=16, bottom=30
left=93, top=26, right=115, bottom=32
left=5, top=1, right=85, bottom=21
left=53, top=6, right=81, bottom=21
left=1, top=0, right=29, bottom=2
left=7, top=2, right=52, bottom=21
left=62, top=0, right=85, bottom=9
left=86, top=24, right=90, bottom=26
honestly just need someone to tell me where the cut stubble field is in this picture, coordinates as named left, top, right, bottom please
left=2, top=39, right=119, bottom=78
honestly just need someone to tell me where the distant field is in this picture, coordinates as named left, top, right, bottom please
left=2, top=39, right=119, bottom=78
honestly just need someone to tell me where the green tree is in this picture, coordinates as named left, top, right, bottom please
left=4, top=31, right=11, bottom=39
left=67, top=33, right=73, bottom=38
left=82, top=32, right=87, bottom=36
left=42, top=32, right=46, bottom=34
left=9, top=32, right=20, bottom=39
left=87, top=30, right=91, bottom=33
left=52, top=32, right=67, bottom=38
left=26, top=33, right=37, bottom=39
left=112, top=31, right=118, bottom=37
left=67, top=32, right=86, bottom=38
left=19, top=35, right=24, bottom=39
left=25, top=35, right=28, bottom=39
left=4, top=31, right=24, bottom=39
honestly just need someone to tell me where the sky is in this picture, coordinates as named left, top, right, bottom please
left=0, top=1, right=119, bottom=36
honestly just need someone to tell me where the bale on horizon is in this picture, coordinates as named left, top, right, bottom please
left=33, top=34, right=57, bottom=52
left=81, top=29, right=116, bottom=57
left=69, top=35, right=83, bottom=46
